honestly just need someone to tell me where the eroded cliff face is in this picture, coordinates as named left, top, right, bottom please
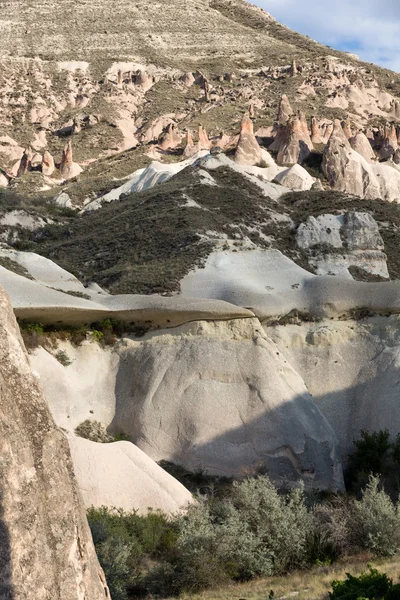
left=30, top=312, right=400, bottom=496
left=267, top=315, right=400, bottom=461
left=0, top=287, right=108, bottom=599
left=31, top=318, right=344, bottom=492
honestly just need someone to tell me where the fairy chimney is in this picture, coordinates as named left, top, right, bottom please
left=234, top=113, right=262, bottom=166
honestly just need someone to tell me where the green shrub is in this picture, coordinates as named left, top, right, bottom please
left=352, top=475, right=400, bottom=556
left=87, top=507, right=178, bottom=599
left=91, top=329, right=104, bottom=342
left=329, top=567, right=393, bottom=600
left=169, top=476, right=311, bottom=593
left=345, top=430, right=393, bottom=493
left=55, top=350, right=72, bottom=367
left=20, top=322, right=44, bottom=350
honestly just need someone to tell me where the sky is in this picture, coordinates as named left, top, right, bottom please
left=258, top=0, right=400, bottom=72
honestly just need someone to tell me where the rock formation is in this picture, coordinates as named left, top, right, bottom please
left=296, top=211, right=388, bottom=279
left=277, top=94, right=294, bottom=125
left=158, top=123, right=182, bottom=151
left=0, top=286, right=109, bottom=598
left=42, top=150, right=55, bottom=176
left=322, top=120, right=380, bottom=198
left=181, top=72, right=195, bottom=87
left=274, top=164, right=314, bottom=190
left=234, top=113, right=262, bottom=166
left=277, top=114, right=313, bottom=165
left=350, top=131, right=376, bottom=163
left=69, top=435, right=193, bottom=514
left=16, top=148, right=33, bottom=177
left=311, top=117, right=325, bottom=145
left=110, top=319, right=343, bottom=490
left=379, top=124, right=398, bottom=160
left=183, top=129, right=198, bottom=157
left=198, top=125, right=212, bottom=151
left=342, top=118, right=353, bottom=139
left=0, top=171, right=9, bottom=187
left=59, top=140, right=83, bottom=180
left=289, top=59, right=298, bottom=77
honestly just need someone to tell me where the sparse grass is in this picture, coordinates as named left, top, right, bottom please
left=170, top=556, right=400, bottom=600
left=0, top=256, right=33, bottom=279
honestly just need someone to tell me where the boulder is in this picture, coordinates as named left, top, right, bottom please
left=181, top=72, right=195, bottom=88
left=234, top=113, right=263, bottom=166
left=274, top=164, right=314, bottom=190
left=0, top=286, right=108, bottom=598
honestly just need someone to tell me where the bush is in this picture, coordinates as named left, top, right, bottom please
left=345, top=430, right=400, bottom=495
left=352, top=475, right=400, bottom=556
left=312, top=495, right=355, bottom=560
left=87, top=475, right=400, bottom=599
left=75, top=420, right=113, bottom=443
left=87, top=507, right=177, bottom=599
left=20, top=322, right=44, bottom=350
left=167, top=476, right=312, bottom=593
left=329, top=567, right=394, bottom=600
left=55, top=350, right=72, bottom=367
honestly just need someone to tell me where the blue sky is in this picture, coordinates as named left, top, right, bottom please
left=257, top=0, right=400, bottom=72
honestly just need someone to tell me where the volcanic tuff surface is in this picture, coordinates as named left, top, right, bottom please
left=3, top=0, right=400, bottom=529
left=0, top=286, right=109, bottom=598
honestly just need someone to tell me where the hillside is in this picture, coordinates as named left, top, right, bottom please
left=4, top=3, right=400, bottom=596
left=1, top=0, right=398, bottom=204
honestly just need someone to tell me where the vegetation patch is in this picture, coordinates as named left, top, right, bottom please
left=88, top=472, right=400, bottom=600
left=0, top=256, right=34, bottom=280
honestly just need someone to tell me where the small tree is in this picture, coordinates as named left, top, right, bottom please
left=352, top=475, right=400, bottom=556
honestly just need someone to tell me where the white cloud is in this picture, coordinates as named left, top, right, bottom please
left=257, top=0, right=400, bottom=72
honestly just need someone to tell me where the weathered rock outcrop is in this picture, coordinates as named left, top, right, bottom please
left=0, top=287, right=108, bottom=599
left=322, top=120, right=381, bottom=198
left=277, top=113, right=313, bottom=165
left=110, top=319, right=344, bottom=490
left=268, top=316, right=400, bottom=461
left=350, top=132, right=375, bottom=163
left=234, top=113, right=262, bottom=166
left=59, top=140, right=83, bottom=180
left=16, top=148, right=33, bottom=177
left=277, top=94, right=293, bottom=125
left=296, top=211, right=389, bottom=279
left=42, top=150, right=55, bottom=176
left=379, top=124, right=398, bottom=160
left=69, top=435, right=194, bottom=514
